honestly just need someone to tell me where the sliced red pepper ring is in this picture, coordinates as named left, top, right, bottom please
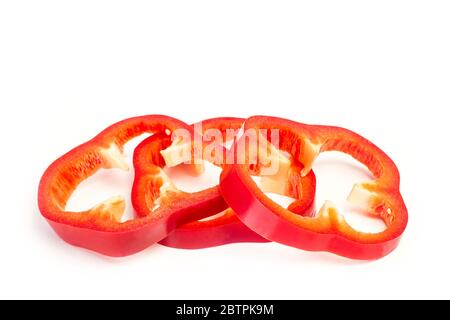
left=133, top=117, right=266, bottom=249
left=38, top=115, right=228, bottom=257
left=132, top=133, right=267, bottom=249
left=159, top=209, right=268, bottom=249
left=220, top=116, right=408, bottom=260
left=133, top=117, right=316, bottom=249
left=131, top=131, right=233, bottom=248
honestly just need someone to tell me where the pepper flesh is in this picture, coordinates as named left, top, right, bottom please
left=133, top=117, right=316, bottom=249
left=38, top=115, right=227, bottom=257
left=133, top=118, right=267, bottom=248
left=132, top=132, right=267, bottom=249
left=220, top=116, right=408, bottom=260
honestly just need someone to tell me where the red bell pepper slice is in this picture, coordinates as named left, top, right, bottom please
left=132, top=131, right=267, bottom=249
left=132, top=117, right=266, bottom=249
left=132, top=117, right=316, bottom=249
left=220, top=116, right=408, bottom=260
left=38, top=115, right=226, bottom=257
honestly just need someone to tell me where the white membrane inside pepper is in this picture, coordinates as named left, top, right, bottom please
left=100, top=143, right=130, bottom=171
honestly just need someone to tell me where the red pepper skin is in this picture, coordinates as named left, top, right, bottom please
left=38, top=115, right=228, bottom=257
left=159, top=163, right=316, bottom=249
left=159, top=209, right=268, bottom=249
left=132, top=117, right=266, bottom=249
left=131, top=132, right=229, bottom=236
left=220, top=116, right=408, bottom=260
left=133, top=117, right=316, bottom=249
left=132, top=128, right=268, bottom=249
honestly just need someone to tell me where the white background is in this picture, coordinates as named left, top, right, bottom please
left=0, top=1, right=449, bottom=300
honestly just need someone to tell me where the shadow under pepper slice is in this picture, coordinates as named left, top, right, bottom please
left=220, top=116, right=408, bottom=260
left=38, top=115, right=226, bottom=257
